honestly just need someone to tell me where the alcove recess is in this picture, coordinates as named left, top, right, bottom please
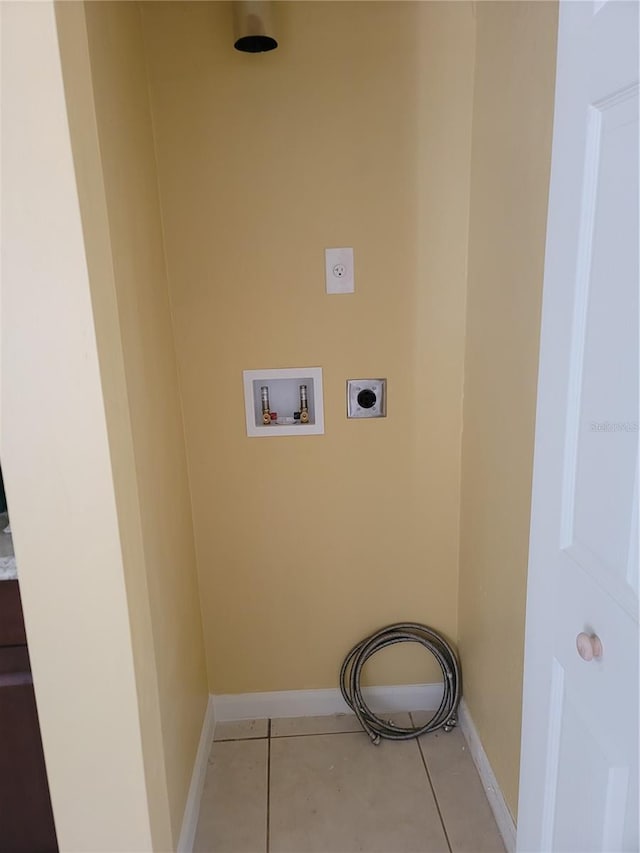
left=243, top=368, right=324, bottom=437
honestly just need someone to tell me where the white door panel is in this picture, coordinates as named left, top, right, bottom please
left=547, top=560, right=638, bottom=852
left=568, top=84, right=639, bottom=592
left=518, top=1, right=639, bottom=850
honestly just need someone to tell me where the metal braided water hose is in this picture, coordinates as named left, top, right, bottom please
left=339, top=622, right=461, bottom=745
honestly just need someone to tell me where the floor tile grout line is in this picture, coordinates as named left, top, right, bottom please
left=214, top=736, right=269, bottom=743
left=410, top=712, right=454, bottom=853
left=216, top=729, right=364, bottom=742
left=266, top=718, right=271, bottom=853
left=271, top=729, right=363, bottom=739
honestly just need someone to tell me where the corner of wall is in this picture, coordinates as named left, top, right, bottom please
left=456, top=0, right=559, bottom=819
left=58, top=0, right=211, bottom=846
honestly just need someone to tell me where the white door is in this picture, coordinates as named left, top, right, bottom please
left=518, top=1, right=639, bottom=851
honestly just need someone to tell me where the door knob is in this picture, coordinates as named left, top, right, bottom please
left=576, top=632, right=603, bottom=661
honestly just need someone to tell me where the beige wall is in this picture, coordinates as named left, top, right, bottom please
left=16, top=2, right=556, bottom=843
left=1, top=3, right=153, bottom=849
left=458, top=0, right=558, bottom=820
left=57, top=2, right=209, bottom=847
left=7, top=2, right=558, bottom=844
left=140, top=1, right=475, bottom=694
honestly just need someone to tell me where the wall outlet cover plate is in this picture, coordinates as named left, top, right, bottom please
left=347, top=379, right=386, bottom=418
left=325, top=247, right=354, bottom=294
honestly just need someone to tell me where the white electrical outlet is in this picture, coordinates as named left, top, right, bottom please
left=325, top=248, right=354, bottom=294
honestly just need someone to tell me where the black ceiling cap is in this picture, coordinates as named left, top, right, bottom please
left=234, top=35, right=278, bottom=53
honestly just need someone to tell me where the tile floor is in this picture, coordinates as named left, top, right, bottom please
left=194, top=712, right=506, bottom=853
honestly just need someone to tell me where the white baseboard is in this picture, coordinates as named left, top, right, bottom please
left=177, top=695, right=216, bottom=853
left=458, top=699, right=516, bottom=853
left=213, top=682, right=444, bottom=722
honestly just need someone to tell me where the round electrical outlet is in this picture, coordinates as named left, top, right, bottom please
left=357, top=389, right=377, bottom=409
left=332, top=263, right=346, bottom=278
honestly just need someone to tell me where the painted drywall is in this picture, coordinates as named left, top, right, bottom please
left=57, top=2, right=209, bottom=847
left=140, top=0, right=476, bottom=693
left=458, top=0, right=558, bottom=820
left=0, top=3, right=153, bottom=849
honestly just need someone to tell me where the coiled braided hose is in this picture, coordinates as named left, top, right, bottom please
left=339, top=622, right=462, bottom=745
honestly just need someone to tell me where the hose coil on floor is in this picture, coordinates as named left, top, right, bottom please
left=339, top=622, right=461, bottom=745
